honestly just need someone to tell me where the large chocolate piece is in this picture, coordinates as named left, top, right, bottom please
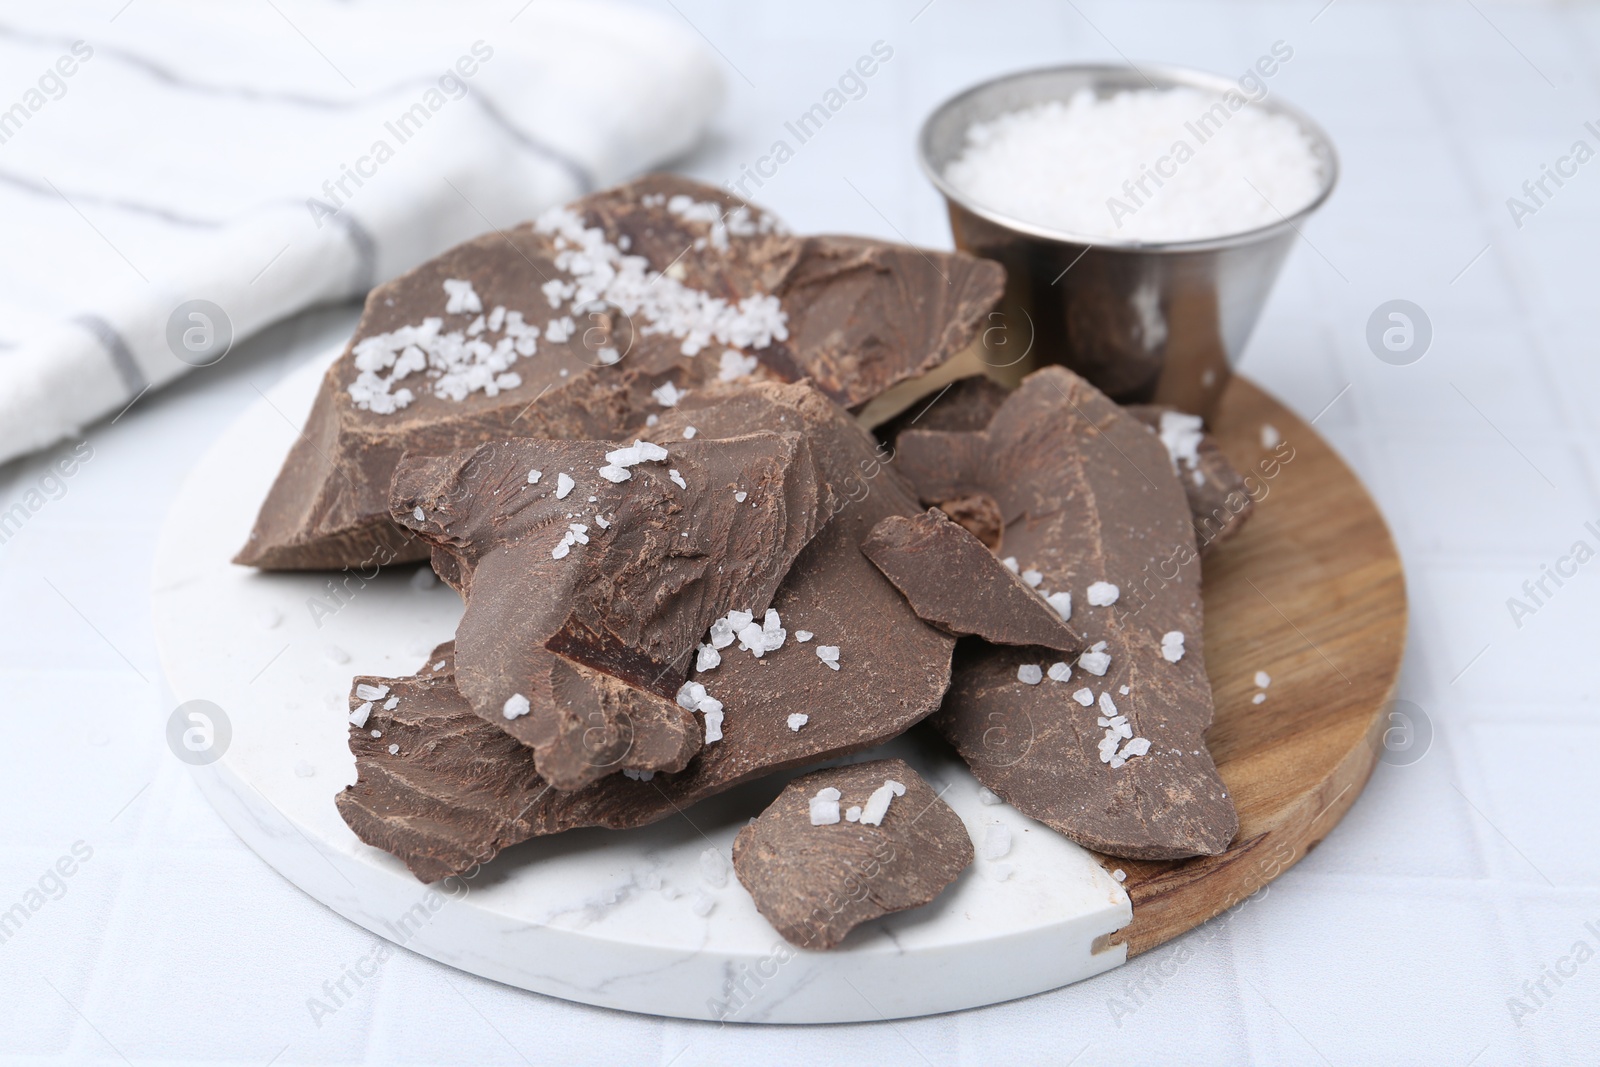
left=896, top=367, right=1237, bottom=859
left=238, top=175, right=1002, bottom=571
left=388, top=432, right=827, bottom=788
left=862, top=509, right=1082, bottom=652
left=731, top=759, right=973, bottom=950
left=1126, top=405, right=1254, bottom=556
left=336, top=383, right=958, bottom=881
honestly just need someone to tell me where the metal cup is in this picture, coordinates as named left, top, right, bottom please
left=918, top=63, right=1338, bottom=418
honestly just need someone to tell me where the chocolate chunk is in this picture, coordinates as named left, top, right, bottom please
left=238, top=175, right=1001, bottom=571
left=896, top=367, right=1237, bottom=860
left=876, top=373, right=1013, bottom=443
left=336, top=383, right=958, bottom=881
left=863, top=509, right=1082, bottom=652
left=1126, top=404, right=1254, bottom=556
left=731, top=759, right=973, bottom=949
left=930, top=491, right=1004, bottom=549
left=388, top=432, right=827, bottom=786
left=337, top=644, right=549, bottom=884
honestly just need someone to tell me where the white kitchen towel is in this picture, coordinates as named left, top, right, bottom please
left=0, top=0, right=722, bottom=465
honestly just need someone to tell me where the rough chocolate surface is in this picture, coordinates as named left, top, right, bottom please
left=335, top=383, right=959, bottom=881
left=1125, top=404, right=1255, bottom=556
left=387, top=432, right=826, bottom=787
left=731, top=759, right=972, bottom=949
left=337, top=643, right=550, bottom=883
left=896, top=367, right=1237, bottom=860
left=237, top=175, right=1001, bottom=571
left=863, top=509, right=1082, bottom=652
left=877, top=374, right=1013, bottom=442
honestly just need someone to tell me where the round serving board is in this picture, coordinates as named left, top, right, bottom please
left=150, top=351, right=1404, bottom=1022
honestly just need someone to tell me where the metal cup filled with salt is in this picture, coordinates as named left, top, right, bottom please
left=917, top=62, right=1338, bottom=419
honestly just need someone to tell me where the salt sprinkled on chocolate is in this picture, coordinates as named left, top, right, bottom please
left=651, top=381, right=686, bottom=407
left=816, top=645, right=840, bottom=671
left=1157, top=411, right=1205, bottom=477
left=787, top=713, right=809, bottom=732
left=1086, top=581, right=1120, bottom=607
left=1046, top=591, right=1072, bottom=621
left=349, top=702, right=372, bottom=728
left=1047, top=661, right=1072, bottom=682
left=354, top=683, right=390, bottom=702
left=1072, top=687, right=1095, bottom=707
left=695, top=644, right=721, bottom=672
left=1001, top=556, right=1019, bottom=573
left=526, top=469, right=542, bottom=484
left=1016, top=664, right=1043, bottom=685
left=809, top=786, right=842, bottom=825
left=794, top=630, right=812, bottom=642
left=1078, top=641, right=1111, bottom=676
left=383, top=696, right=399, bottom=711
left=502, top=693, right=531, bottom=720
left=718, top=349, right=759, bottom=381
left=669, top=469, right=687, bottom=490
left=555, top=473, right=575, bottom=499
left=1254, top=670, right=1272, bottom=688
left=1021, top=569, right=1043, bottom=588
left=683, top=427, right=697, bottom=439
left=859, top=779, right=906, bottom=826
left=1161, top=630, right=1186, bottom=663
left=442, top=278, right=482, bottom=314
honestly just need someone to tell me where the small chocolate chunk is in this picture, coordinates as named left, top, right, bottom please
left=1126, top=404, right=1254, bottom=555
left=877, top=374, right=1013, bottom=444
left=732, top=759, right=973, bottom=950
left=862, top=509, right=1082, bottom=652
left=896, top=367, right=1237, bottom=860
left=389, top=432, right=827, bottom=785
left=336, top=645, right=549, bottom=883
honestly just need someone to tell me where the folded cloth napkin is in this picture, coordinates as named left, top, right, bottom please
left=0, top=0, right=721, bottom=465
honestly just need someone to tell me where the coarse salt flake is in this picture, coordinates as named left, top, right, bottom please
left=1017, top=664, right=1043, bottom=685
left=858, top=779, right=906, bottom=826
left=1047, top=591, right=1072, bottom=621
left=1161, top=631, right=1186, bottom=663
left=809, top=786, right=842, bottom=825
left=1073, top=688, right=1095, bottom=707
left=1047, top=661, right=1072, bottom=682
left=555, top=473, right=575, bottom=499
left=787, top=712, right=809, bottom=731
left=503, top=693, right=531, bottom=720
left=1254, top=670, right=1272, bottom=688
left=1087, top=581, right=1120, bottom=607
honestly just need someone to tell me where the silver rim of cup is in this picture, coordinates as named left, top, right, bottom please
left=917, top=61, right=1340, bottom=254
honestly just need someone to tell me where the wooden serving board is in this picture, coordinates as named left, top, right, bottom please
left=1102, top=376, right=1407, bottom=956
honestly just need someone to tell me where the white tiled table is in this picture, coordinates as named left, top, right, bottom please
left=3, top=1, right=1597, bottom=1063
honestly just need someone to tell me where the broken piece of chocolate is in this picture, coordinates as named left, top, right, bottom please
left=896, top=367, right=1237, bottom=860
left=863, top=509, right=1082, bottom=652
left=388, top=432, right=827, bottom=787
left=876, top=373, right=1013, bottom=443
left=1126, top=404, right=1254, bottom=556
left=732, top=758, right=972, bottom=950
left=337, top=644, right=550, bottom=883
left=238, top=175, right=1002, bottom=571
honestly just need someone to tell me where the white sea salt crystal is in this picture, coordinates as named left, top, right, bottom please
left=383, top=696, right=399, bottom=711
left=596, top=515, right=611, bottom=530
left=1254, top=670, right=1272, bottom=688
left=859, top=780, right=906, bottom=826
left=699, top=846, right=729, bottom=888
left=412, top=506, right=425, bottom=522
left=355, top=683, right=390, bottom=702
left=1001, top=556, right=1019, bottom=573
left=787, top=713, right=809, bottom=732
left=816, top=645, right=840, bottom=670
left=942, top=88, right=1325, bottom=243
left=1253, top=692, right=1267, bottom=705
left=1157, top=411, right=1205, bottom=475
left=1021, top=569, right=1044, bottom=588
left=700, top=701, right=724, bottom=742
left=696, top=644, right=721, bottom=672
left=676, top=681, right=707, bottom=710
left=727, top=610, right=754, bottom=630
left=1073, top=687, right=1095, bottom=707
left=1047, top=591, right=1072, bottom=621
left=737, top=622, right=767, bottom=656
left=503, top=693, right=531, bottom=720
left=555, top=473, right=575, bottom=499
left=977, top=787, right=1002, bottom=806
left=1078, top=648, right=1111, bottom=676
left=669, top=469, right=687, bottom=490
left=1161, top=631, right=1186, bottom=663
left=809, top=786, right=842, bottom=825
left=709, top=617, right=736, bottom=649
left=1017, top=664, right=1043, bottom=685
left=349, top=702, right=372, bottom=728
left=845, top=806, right=862, bottom=822
left=1087, top=581, right=1120, bottom=606
left=734, top=491, right=747, bottom=502
left=598, top=464, right=631, bottom=483
left=387, top=743, right=400, bottom=755
left=684, top=426, right=697, bottom=439
left=1120, top=737, right=1151, bottom=759
left=527, top=468, right=542, bottom=484
left=1047, top=661, right=1072, bottom=682
left=1113, top=868, right=1127, bottom=883
left=596, top=347, right=620, bottom=365
left=795, top=630, right=813, bottom=642
left=981, top=822, right=1013, bottom=860
left=1261, top=423, right=1282, bottom=449
left=1099, top=692, right=1117, bottom=716
left=1120, top=685, right=1130, bottom=695
left=442, top=278, right=482, bottom=314
left=652, top=381, right=686, bottom=407
left=718, top=348, right=759, bottom=381
left=645, top=413, right=659, bottom=427
left=370, top=729, right=381, bottom=738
